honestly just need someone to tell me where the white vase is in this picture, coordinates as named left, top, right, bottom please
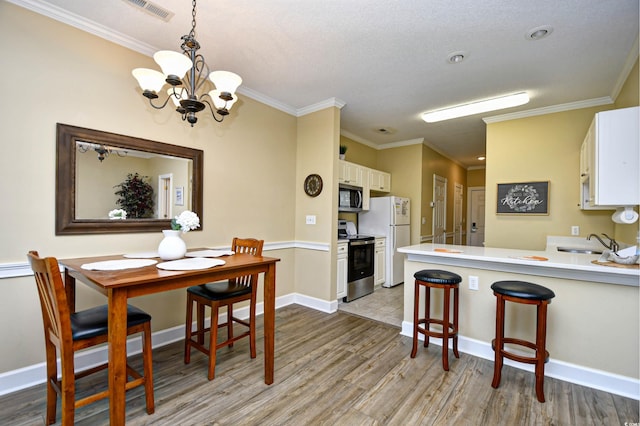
left=158, top=230, right=187, bottom=260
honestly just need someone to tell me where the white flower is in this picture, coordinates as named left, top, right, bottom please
left=172, top=210, right=200, bottom=233
left=108, top=209, right=127, bottom=220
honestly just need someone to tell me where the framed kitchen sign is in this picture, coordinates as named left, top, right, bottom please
left=497, top=181, right=549, bottom=215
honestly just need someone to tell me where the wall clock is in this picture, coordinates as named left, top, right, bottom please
left=304, top=174, right=323, bottom=197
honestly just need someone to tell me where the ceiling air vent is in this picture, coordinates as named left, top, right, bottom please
left=122, top=0, right=174, bottom=22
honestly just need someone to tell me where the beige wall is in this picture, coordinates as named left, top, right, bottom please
left=295, top=108, right=341, bottom=300
left=339, top=135, right=377, bottom=169
left=0, top=3, right=302, bottom=373
left=466, top=167, right=486, bottom=188
left=340, top=138, right=470, bottom=245
left=485, top=58, right=639, bottom=250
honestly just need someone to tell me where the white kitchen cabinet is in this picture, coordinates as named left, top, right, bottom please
left=580, top=106, right=639, bottom=208
left=338, top=160, right=363, bottom=187
left=337, top=241, right=348, bottom=299
left=362, top=167, right=370, bottom=211
left=369, top=169, right=391, bottom=192
left=374, top=237, right=386, bottom=286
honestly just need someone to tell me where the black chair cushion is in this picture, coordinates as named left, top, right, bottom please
left=187, top=281, right=252, bottom=301
left=70, top=304, right=151, bottom=341
left=414, top=269, right=462, bottom=285
left=491, top=280, right=555, bottom=301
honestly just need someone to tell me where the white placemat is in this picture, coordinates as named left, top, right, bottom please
left=81, top=259, right=158, bottom=271
left=185, top=249, right=235, bottom=258
left=156, top=258, right=226, bottom=271
left=123, top=252, right=159, bottom=259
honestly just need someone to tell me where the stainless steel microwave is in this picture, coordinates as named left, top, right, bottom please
left=339, top=184, right=363, bottom=212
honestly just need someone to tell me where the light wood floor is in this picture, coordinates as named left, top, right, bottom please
left=338, top=284, right=404, bottom=327
left=2, top=305, right=638, bottom=425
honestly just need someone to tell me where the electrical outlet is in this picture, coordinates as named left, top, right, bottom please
left=469, top=275, right=479, bottom=291
left=571, top=225, right=580, bottom=236
left=305, top=215, right=316, bottom=225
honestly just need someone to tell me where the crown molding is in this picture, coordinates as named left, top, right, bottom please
left=483, top=97, right=614, bottom=124
left=611, top=36, right=639, bottom=101
left=7, top=0, right=159, bottom=56
left=297, top=98, right=346, bottom=117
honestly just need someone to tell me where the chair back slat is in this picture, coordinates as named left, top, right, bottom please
left=27, top=251, right=73, bottom=349
left=231, top=238, right=264, bottom=287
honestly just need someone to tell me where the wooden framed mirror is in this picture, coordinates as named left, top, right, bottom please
left=56, top=123, right=203, bottom=235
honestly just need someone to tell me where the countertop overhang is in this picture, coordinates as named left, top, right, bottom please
left=398, top=244, right=639, bottom=287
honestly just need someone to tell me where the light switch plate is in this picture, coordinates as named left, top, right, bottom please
left=306, top=215, right=316, bottom=225
left=469, top=276, right=479, bottom=290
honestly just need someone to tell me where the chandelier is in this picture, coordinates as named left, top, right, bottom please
left=132, top=0, right=242, bottom=126
left=77, top=142, right=127, bottom=163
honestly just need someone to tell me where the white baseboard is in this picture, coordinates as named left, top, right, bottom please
left=1, top=299, right=637, bottom=401
left=400, top=321, right=640, bottom=401
left=0, top=292, right=297, bottom=397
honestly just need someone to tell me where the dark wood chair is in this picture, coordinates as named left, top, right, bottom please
left=184, top=238, right=264, bottom=380
left=490, top=280, right=555, bottom=403
left=27, top=251, right=154, bottom=425
left=410, top=269, right=462, bottom=371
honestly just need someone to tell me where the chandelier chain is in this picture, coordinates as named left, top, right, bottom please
left=190, top=0, right=197, bottom=39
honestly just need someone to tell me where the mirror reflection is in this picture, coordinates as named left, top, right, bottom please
left=56, top=123, right=203, bottom=235
left=75, top=142, right=193, bottom=220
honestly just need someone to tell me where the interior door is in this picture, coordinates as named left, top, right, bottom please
left=467, top=187, right=485, bottom=246
left=432, top=174, right=447, bottom=243
left=453, top=183, right=464, bottom=245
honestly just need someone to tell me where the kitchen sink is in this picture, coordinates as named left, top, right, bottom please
left=557, top=247, right=603, bottom=254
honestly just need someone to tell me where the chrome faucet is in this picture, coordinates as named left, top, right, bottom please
left=587, top=233, right=619, bottom=253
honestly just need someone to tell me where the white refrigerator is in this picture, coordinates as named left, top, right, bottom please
left=358, top=196, right=410, bottom=287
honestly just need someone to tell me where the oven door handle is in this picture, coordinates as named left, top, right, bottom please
left=350, top=240, right=374, bottom=246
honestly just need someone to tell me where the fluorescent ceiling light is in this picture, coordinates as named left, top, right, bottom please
left=422, top=92, right=530, bottom=123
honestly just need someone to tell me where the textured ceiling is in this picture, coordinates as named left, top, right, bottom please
left=10, top=0, right=639, bottom=168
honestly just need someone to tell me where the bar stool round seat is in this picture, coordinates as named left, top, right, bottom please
left=490, top=280, right=555, bottom=403
left=410, top=269, right=462, bottom=371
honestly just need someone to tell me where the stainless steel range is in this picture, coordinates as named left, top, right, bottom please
left=338, top=220, right=375, bottom=302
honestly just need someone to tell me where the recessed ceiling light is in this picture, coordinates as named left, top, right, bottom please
left=447, top=51, right=466, bottom=64
left=477, top=156, right=486, bottom=161
left=526, top=25, right=553, bottom=40
left=375, top=127, right=395, bottom=135
left=421, top=92, right=530, bottom=123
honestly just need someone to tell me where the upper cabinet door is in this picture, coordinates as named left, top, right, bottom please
left=591, top=106, right=639, bottom=207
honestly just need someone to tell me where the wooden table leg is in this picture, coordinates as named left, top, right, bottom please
left=63, top=268, right=76, bottom=313
left=108, top=289, right=128, bottom=425
left=263, top=263, right=276, bottom=385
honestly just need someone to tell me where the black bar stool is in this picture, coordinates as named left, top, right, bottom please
left=410, top=269, right=461, bottom=371
left=490, top=280, right=555, bottom=402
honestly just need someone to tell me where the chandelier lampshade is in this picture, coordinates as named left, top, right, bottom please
left=132, top=69, right=166, bottom=97
left=131, top=0, right=242, bottom=126
left=153, top=51, right=192, bottom=82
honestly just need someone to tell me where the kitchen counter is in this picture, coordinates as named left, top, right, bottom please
left=397, top=243, right=638, bottom=286
left=397, top=242, right=639, bottom=398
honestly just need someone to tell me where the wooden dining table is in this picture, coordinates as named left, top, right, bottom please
left=59, top=251, right=280, bottom=425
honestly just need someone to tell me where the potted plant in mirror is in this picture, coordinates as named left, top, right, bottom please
left=113, top=173, right=154, bottom=218
left=158, top=210, right=200, bottom=260
left=339, top=145, right=347, bottom=160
